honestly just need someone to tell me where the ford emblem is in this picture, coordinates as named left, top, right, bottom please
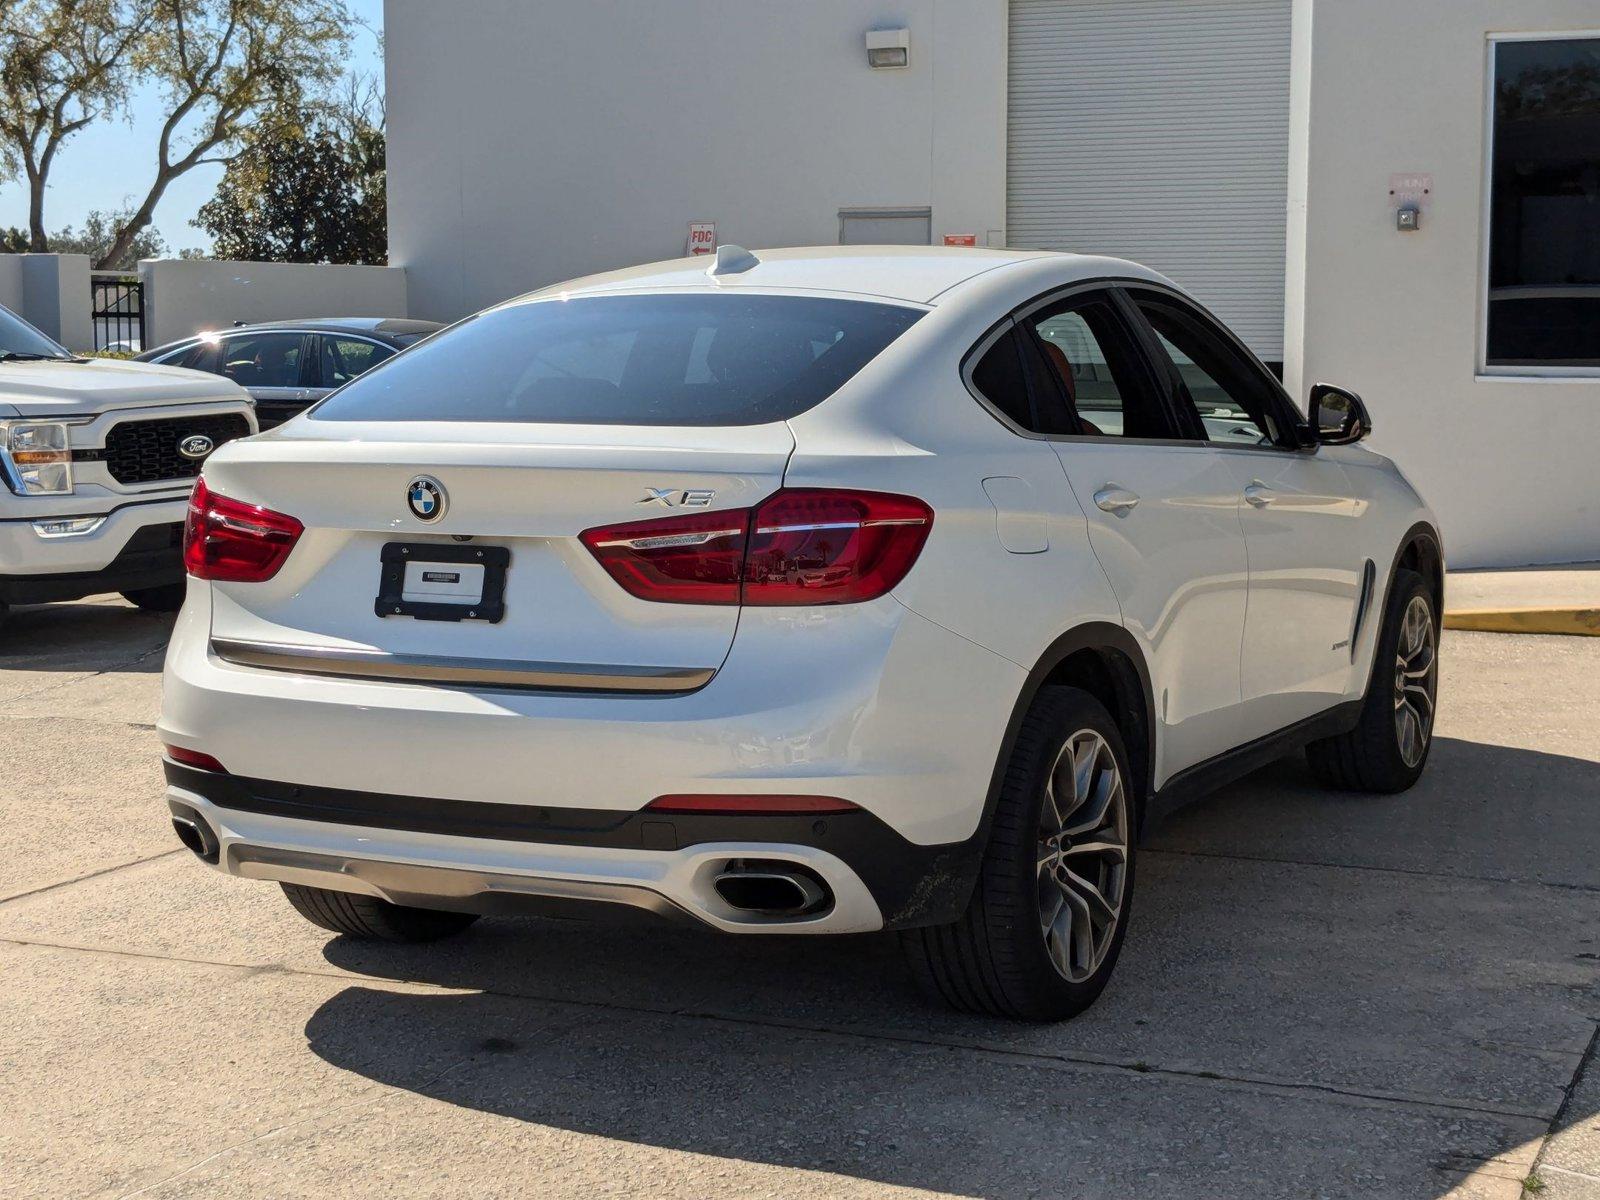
left=177, top=434, right=214, bottom=460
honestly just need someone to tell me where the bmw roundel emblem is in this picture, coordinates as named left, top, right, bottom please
left=407, top=476, right=446, bottom=522
left=177, top=433, right=214, bottom=461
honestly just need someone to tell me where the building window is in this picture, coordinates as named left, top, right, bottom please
left=1487, top=37, right=1600, bottom=370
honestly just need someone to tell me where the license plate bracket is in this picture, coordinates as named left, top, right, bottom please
left=375, top=542, right=510, bottom=623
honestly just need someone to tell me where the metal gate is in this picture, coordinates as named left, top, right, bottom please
left=91, top=274, right=145, bottom=353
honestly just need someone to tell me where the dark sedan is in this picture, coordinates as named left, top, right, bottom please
left=137, top=317, right=443, bottom=429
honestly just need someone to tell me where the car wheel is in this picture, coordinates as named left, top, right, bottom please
left=1306, top=567, right=1438, bottom=793
left=280, top=883, right=480, bottom=943
left=902, top=686, right=1136, bottom=1021
left=120, top=582, right=188, bottom=613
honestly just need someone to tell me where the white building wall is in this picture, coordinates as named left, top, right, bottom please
left=1285, top=0, right=1600, bottom=569
left=385, top=0, right=1009, bottom=322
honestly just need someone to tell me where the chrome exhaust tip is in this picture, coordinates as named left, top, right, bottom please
left=713, top=860, right=832, bottom=917
left=169, top=803, right=220, bottom=864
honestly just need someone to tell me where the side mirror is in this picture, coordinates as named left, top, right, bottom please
left=1308, top=383, right=1372, bottom=446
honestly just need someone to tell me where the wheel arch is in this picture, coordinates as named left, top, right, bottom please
left=1366, top=521, right=1445, bottom=693
left=984, top=622, right=1157, bottom=837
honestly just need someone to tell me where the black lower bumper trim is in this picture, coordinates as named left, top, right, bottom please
left=0, top=521, right=184, bottom=605
left=164, top=761, right=981, bottom=928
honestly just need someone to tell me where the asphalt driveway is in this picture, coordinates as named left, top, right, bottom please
left=2, top=598, right=1596, bottom=1198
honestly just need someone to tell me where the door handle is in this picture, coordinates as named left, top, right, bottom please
left=1093, top=486, right=1140, bottom=515
left=1243, top=482, right=1275, bottom=508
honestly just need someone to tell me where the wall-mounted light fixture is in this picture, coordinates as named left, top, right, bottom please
left=865, top=28, right=910, bottom=69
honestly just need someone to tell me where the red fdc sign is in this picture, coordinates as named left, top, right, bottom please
left=687, top=222, right=717, bottom=256
left=943, top=234, right=978, bottom=247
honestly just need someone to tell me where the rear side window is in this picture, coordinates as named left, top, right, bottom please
left=968, top=325, right=1034, bottom=429
left=320, top=336, right=395, bottom=388
left=311, top=294, right=924, bottom=426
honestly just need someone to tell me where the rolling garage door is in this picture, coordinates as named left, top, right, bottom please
left=1007, top=0, right=1292, bottom=362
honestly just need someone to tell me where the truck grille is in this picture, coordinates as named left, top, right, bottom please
left=91, top=413, right=252, bottom=485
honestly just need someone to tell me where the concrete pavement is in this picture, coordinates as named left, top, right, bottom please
left=2, top=597, right=1597, bottom=1198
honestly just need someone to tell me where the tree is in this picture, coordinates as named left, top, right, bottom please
left=48, top=208, right=168, bottom=268
left=196, top=97, right=383, bottom=264
left=98, top=0, right=351, bottom=269
left=0, top=0, right=151, bottom=250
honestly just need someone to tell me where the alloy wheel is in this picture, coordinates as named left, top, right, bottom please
left=1393, top=594, right=1437, bottom=768
left=1037, top=729, right=1129, bottom=983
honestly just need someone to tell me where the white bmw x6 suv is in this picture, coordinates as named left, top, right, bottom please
left=160, top=247, right=1441, bottom=1021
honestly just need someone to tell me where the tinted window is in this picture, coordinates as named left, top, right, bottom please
left=312, top=295, right=924, bottom=425
left=1133, top=296, right=1286, bottom=446
left=321, top=336, right=394, bottom=388
left=160, top=341, right=218, bottom=373
left=1488, top=38, right=1600, bottom=367
left=218, top=333, right=304, bottom=389
left=969, top=325, right=1034, bottom=429
left=1021, top=297, right=1172, bottom=438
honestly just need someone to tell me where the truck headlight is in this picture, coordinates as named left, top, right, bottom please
left=1, top=421, right=73, bottom=494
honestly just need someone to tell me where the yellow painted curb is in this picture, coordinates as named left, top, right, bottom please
left=1443, top=608, right=1600, bottom=636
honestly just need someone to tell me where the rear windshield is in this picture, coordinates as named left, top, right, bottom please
left=310, top=293, right=924, bottom=426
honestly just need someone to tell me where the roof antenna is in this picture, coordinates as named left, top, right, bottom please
left=706, top=245, right=760, bottom=277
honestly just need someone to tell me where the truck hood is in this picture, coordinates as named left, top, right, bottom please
left=0, top=357, right=248, bottom=419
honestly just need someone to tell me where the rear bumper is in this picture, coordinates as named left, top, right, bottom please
left=159, top=584, right=1026, bottom=927
left=165, top=760, right=979, bottom=930
left=0, top=500, right=187, bottom=604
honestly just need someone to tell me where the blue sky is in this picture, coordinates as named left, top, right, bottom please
left=0, top=0, right=384, bottom=253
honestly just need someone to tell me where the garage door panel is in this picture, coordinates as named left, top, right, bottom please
left=1008, top=0, right=1292, bottom=361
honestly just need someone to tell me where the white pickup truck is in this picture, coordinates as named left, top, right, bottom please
left=0, top=305, right=255, bottom=626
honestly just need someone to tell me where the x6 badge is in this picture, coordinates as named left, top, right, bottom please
left=638, top=488, right=715, bottom=508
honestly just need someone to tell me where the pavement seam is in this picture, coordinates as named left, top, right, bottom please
left=0, top=849, right=184, bottom=908
left=1144, top=845, right=1600, bottom=895
left=0, top=933, right=1557, bottom=1130
left=1527, top=1020, right=1600, bottom=1186
left=114, top=1057, right=481, bottom=1198
left=1, top=639, right=168, bottom=705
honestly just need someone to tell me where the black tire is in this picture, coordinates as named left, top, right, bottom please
left=1306, top=567, right=1438, bottom=793
left=902, top=687, right=1137, bottom=1021
left=120, top=581, right=187, bottom=612
left=280, top=883, right=480, bottom=943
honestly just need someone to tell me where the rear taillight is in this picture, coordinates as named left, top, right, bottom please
left=182, top=478, right=303, bottom=583
left=580, top=488, right=932, bottom=606
left=580, top=507, right=750, bottom=604
left=743, top=489, right=933, bottom=605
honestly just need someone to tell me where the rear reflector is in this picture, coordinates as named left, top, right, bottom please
left=183, top=478, right=304, bottom=583
left=164, top=744, right=228, bottom=773
left=580, top=488, right=932, bottom=606
left=645, top=794, right=860, bottom=815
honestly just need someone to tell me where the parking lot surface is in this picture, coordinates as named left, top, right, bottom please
left=3, top=597, right=1597, bottom=1198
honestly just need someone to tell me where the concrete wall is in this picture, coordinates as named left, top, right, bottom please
left=139, top=259, right=408, bottom=349
left=0, top=255, right=23, bottom=314
left=1285, top=0, right=1600, bottom=568
left=0, top=254, right=94, bottom=350
left=385, top=0, right=1008, bottom=321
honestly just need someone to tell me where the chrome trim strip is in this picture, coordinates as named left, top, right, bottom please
left=209, top=637, right=716, bottom=693
left=229, top=845, right=695, bottom=922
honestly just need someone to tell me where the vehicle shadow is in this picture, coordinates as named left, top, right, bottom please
left=300, top=736, right=1600, bottom=1197
left=0, top=597, right=172, bottom=672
